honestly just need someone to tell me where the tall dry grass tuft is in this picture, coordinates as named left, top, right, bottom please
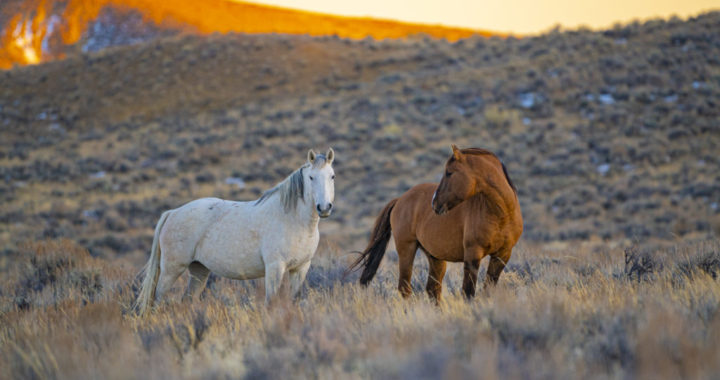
left=5, top=239, right=105, bottom=311
left=1, top=239, right=719, bottom=378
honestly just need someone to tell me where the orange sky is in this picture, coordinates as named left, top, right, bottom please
left=244, top=0, right=719, bottom=35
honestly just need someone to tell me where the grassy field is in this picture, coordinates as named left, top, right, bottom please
left=1, top=239, right=719, bottom=378
left=1, top=10, right=720, bottom=379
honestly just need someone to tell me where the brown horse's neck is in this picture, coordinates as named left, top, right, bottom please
left=468, top=157, right=517, bottom=217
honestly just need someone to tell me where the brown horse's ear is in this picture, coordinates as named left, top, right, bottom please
left=326, top=148, right=334, bottom=164
left=308, top=149, right=316, bottom=163
left=451, top=144, right=463, bottom=162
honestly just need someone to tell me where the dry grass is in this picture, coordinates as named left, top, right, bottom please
left=1, top=239, right=719, bottom=379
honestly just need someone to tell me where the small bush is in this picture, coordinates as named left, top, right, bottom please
left=12, top=239, right=104, bottom=309
left=624, top=247, right=663, bottom=282
left=676, top=250, right=720, bottom=279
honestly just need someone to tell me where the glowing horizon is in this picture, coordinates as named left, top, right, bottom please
left=0, top=0, right=491, bottom=69
left=242, top=0, right=719, bottom=35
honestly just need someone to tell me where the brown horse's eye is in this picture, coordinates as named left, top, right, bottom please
left=445, top=171, right=452, bottom=177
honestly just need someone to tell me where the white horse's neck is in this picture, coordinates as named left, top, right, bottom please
left=292, top=195, right=320, bottom=231
left=299, top=179, right=320, bottom=231
left=260, top=182, right=319, bottom=232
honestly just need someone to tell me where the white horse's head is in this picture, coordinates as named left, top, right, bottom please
left=306, top=148, right=335, bottom=218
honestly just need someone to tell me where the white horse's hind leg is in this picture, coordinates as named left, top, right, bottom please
left=264, top=261, right=287, bottom=305
left=155, top=262, right=186, bottom=304
left=289, top=261, right=311, bottom=298
left=183, top=262, right=210, bottom=302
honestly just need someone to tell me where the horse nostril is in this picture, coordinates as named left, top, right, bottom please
left=328, top=203, right=333, bottom=210
left=316, top=204, right=322, bottom=212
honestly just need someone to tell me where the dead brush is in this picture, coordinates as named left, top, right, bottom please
left=12, top=239, right=104, bottom=310
left=675, top=250, right=720, bottom=280
left=624, top=246, right=663, bottom=283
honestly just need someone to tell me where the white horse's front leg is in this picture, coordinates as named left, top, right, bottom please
left=264, top=261, right=286, bottom=305
left=289, top=261, right=311, bottom=299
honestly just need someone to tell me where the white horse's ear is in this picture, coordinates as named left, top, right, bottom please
left=308, top=149, right=316, bottom=163
left=326, top=148, right=334, bottom=164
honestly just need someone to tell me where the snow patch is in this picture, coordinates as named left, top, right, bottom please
left=518, top=93, right=535, bottom=108
left=596, top=164, right=610, bottom=175
left=598, top=94, right=615, bottom=105
left=225, top=177, right=246, bottom=189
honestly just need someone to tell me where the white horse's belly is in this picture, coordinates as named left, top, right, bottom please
left=194, top=213, right=266, bottom=280
left=197, top=247, right=266, bottom=280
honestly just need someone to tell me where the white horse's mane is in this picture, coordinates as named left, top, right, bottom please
left=255, top=154, right=328, bottom=212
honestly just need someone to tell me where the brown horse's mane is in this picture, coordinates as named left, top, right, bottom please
left=456, top=147, right=517, bottom=194
left=459, top=147, right=495, bottom=156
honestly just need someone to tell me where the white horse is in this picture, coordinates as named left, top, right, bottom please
left=135, top=148, right=335, bottom=315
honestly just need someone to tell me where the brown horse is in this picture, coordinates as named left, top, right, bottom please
left=348, top=145, right=522, bottom=300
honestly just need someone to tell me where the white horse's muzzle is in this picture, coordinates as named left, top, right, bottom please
left=317, top=203, right=333, bottom=218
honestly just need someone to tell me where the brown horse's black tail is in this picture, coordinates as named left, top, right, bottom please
left=346, top=198, right=398, bottom=285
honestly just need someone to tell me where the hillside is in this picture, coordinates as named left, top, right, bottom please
left=1, top=12, right=720, bottom=264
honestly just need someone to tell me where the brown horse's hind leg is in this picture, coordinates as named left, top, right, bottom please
left=462, top=259, right=481, bottom=299
left=483, top=251, right=510, bottom=290
left=396, top=240, right=418, bottom=298
left=425, top=253, right=446, bottom=303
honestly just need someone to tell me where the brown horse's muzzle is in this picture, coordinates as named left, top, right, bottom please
left=433, top=182, right=466, bottom=215
left=431, top=190, right=450, bottom=215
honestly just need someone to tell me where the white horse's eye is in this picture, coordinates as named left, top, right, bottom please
left=309, top=176, right=314, bottom=180
left=331, top=175, right=335, bottom=180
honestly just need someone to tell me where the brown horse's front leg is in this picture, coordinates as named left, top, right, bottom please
left=462, top=259, right=480, bottom=298
left=425, top=254, right=446, bottom=303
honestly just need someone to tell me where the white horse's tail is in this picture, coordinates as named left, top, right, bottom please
left=135, top=210, right=172, bottom=316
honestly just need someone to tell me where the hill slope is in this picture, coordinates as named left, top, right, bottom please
left=1, top=12, right=719, bottom=260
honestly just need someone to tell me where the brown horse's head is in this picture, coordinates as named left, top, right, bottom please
left=432, top=145, right=476, bottom=215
